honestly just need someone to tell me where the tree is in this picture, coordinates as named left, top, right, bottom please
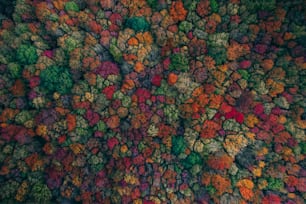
left=125, top=17, right=149, bottom=32
left=40, top=65, right=73, bottom=94
left=16, top=44, right=38, bottom=65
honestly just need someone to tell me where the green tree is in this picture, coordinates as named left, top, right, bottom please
left=65, top=1, right=79, bottom=12
left=182, top=152, right=202, bottom=169
left=125, top=17, right=150, bottom=32
left=210, top=0, right=218, bottom=13
left=171, top=135, right=187, bottom=155
left=7, top=63, right=22, bottom=78
left=31, top=183, right=52, bottom=203
left=169, top=53, right=189, bottom=72
left=40, top=66, right=73, bottom=94
left=16, top=44, right=38, bottom=65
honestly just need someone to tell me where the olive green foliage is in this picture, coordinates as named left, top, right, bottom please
left=206, top=185, right=216, bottom=195
left=179, top=21, right=193, bottom=33
left=208, top=33, right=229, bottom=47
left=95, top=121, right=107, bottom=132
left=16, top=44, right=38, bottom=65
left=169, top=53, right=189, bottom=72
left=292, top=24, right=306, bottom=47
left=164, top=104, right=179, bottom=124
left=125, top=17, right=150, bottom=32
left=242, top=0, right=276, bottom=11
left=210, top=0, right=219, bottom=13
left=110, top=40, right=122, bottom=63
left=171, top=136, right=186, bottom=155
left=299, top=76, right=306, bottom=90
left=12, top=0, right=33, bottom=23
left=238, top=69, right=250, bottom=80
left=0, top=30, right=16, bottom=45
left=184, top=1, right=198, bottom=11
left=146, top=0, right=158, bottom=9
left=223, top=119, right=241, bottom=132
left=7, top=63, right=22, bottom=78
left=74, top=127, right=92, bottom=143
left=0, top=180, right=19, bottom=201
left=182, top=152, right=202, bottom=169
left=65, top=1, right=79, bottom=12
left=15, top=111, right=32, bottom=124
left=31, top=183, right=52, bottom=202
left=89, top=153, right=105, bottom=172
left=300, top=142, right=306, bottom=154
left=208, top=46, right=227, bottom=65
left=267, top=178, right=284, bottom=190
left=39, top=66, right=73, bottom=94
left=14, top=23, right=29, bottom=35
left=154, top=80, right=178, bottom=97
left=65, top=37, right=80, bottom=52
